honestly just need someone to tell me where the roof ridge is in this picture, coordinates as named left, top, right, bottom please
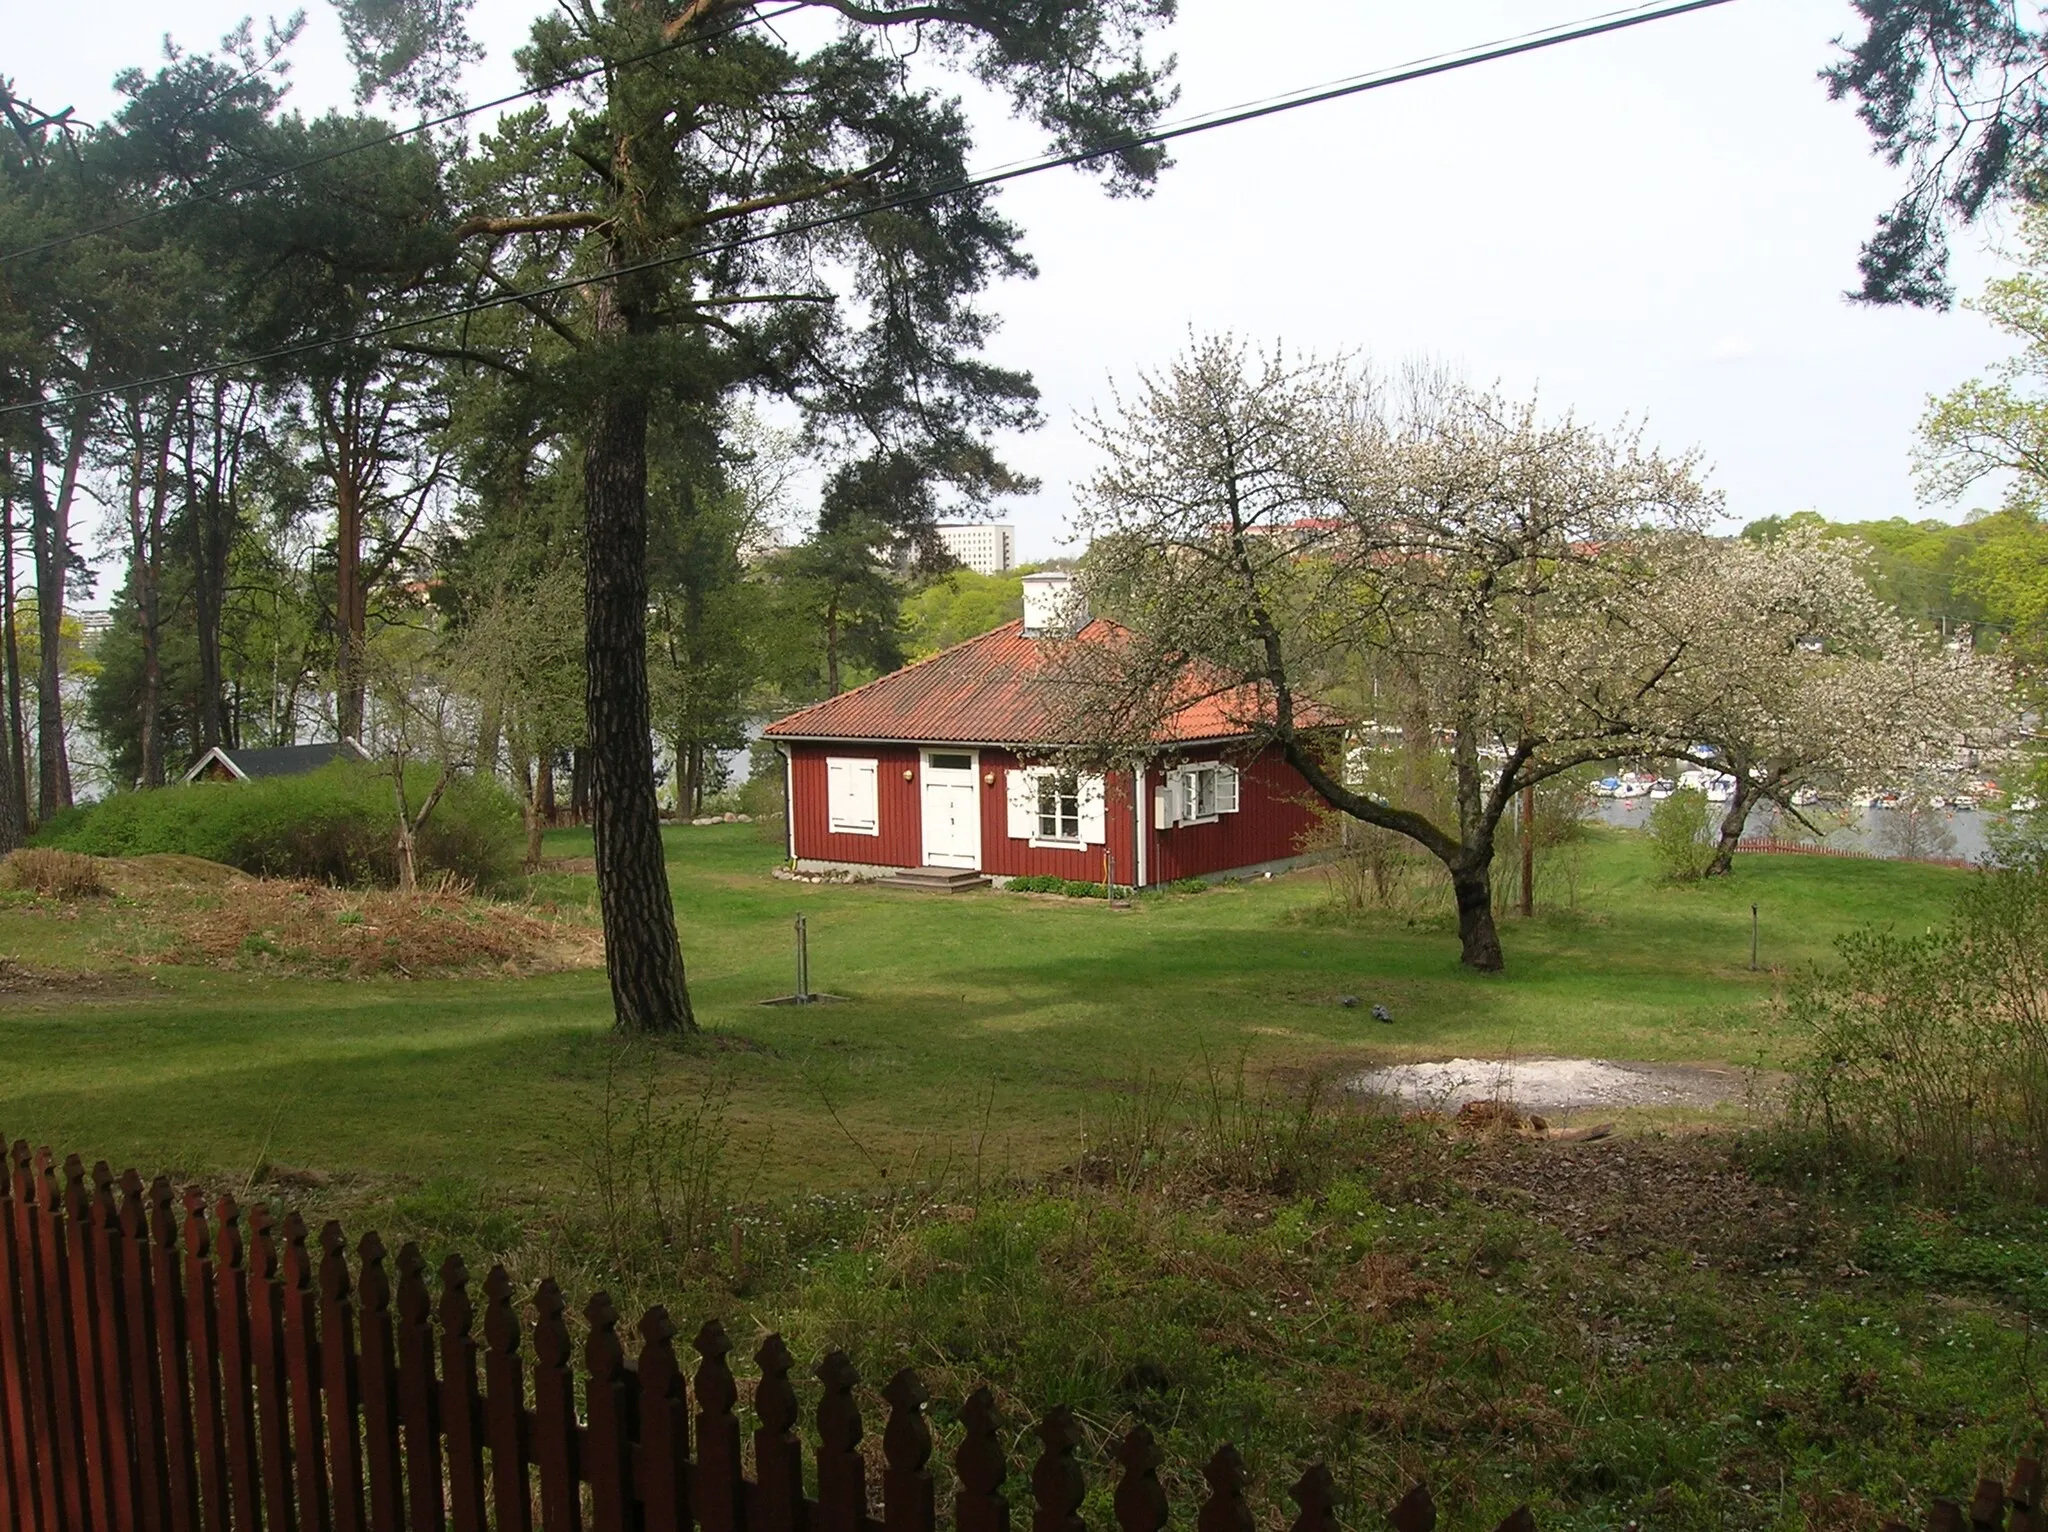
left=768, top=619, right=1026, bottom=727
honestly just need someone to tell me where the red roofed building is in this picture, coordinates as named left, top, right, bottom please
left=763, top=573, right=1332, bottom=888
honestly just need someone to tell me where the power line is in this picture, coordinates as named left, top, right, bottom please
left=0, top=3, right=804, bottom=265
left=0, top=0, right=1740, bottom=421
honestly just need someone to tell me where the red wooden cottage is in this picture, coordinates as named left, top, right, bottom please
left=763, top=574, right=1330, bottom=889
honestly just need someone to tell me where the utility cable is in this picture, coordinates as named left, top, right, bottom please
left=0, top=0, right=1740, bottom=421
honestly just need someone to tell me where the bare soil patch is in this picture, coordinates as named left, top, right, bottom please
left=1464, top=1135, right=1834, bottom=1275
left=1352, top=1055, right=1764, bottom=1115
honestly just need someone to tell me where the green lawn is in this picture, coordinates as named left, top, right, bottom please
left=0, top=824, right=1964, bottom=1199
left=4, top=828, right=2039, bottom=1532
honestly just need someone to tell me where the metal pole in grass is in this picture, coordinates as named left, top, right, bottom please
left=1750, top=903, right=1759, bottom=971
left=796, top=913, right=810, bottom=1003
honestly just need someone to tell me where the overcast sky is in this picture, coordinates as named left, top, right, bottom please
left=8, top=0, right=2021, bottom=563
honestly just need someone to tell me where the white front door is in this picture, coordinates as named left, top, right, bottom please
left=920, top=750, right=981, bottom=869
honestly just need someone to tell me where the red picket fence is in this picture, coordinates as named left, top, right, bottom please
left=0, top=1135, right=2037, bottom=1532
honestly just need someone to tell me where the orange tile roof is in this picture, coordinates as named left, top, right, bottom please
left=763, top=619, right=1336, bottom=746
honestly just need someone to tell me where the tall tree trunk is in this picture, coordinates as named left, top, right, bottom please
left=1704, top=772, right=1756, bottom=878
left=128, top=399, right=174, bottom=788
left=1451, top=858, right=1505, bottom=972
left=538, top=751, right=558, bottom=822
left=567, top=747, right=587, bottom=821
left=335, top=470, right=365, bottom=740
left=31, top=405, right=87, bottom=819
left=475, top=698, right=502, bottom=782
left=0, top=486, right=24, bottom=850
left=582, top=331, right=694, bottom=1033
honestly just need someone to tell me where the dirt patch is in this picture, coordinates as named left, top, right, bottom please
left=1463, top=1135, right=1834, bottom=1275
left=1351, top=1056, right=1763, bottom=1115
left=150, top=880, right=602, bottom=977
left=0, top=956, right=137, bottom=995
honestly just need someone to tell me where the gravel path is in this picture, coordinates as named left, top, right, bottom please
left=1349, top=1056, right=1758, bottom=1114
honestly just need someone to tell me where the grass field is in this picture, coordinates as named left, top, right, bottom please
left=0, top=824, right=1968, bottom=1199
left=9, top=827, right=2045, bottom=1531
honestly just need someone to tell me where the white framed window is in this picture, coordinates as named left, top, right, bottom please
left=825, top=756, right=879, bottom=835
left=1006, top=767, right=1106, bottom=847
left=1037, top=772, right=1081, bottom=842
left=1160, top=762, right=1240, bottom=827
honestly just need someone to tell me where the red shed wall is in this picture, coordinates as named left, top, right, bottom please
left=787, top=742, right=922, bottom=868
left=1143, top=745, right=1322, bottom=884
left=977, top=748, right=1139, bottom=883
left=785, top=740, right=1317, bottom=883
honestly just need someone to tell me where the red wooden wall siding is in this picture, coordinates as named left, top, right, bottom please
left=786, top=742, right=1318, bottom=885
left=787, top=743, right=924, bottom=869
left=974, top=749, right=1138, bottom=884
left=1145, top=747, right=1322, bottom=885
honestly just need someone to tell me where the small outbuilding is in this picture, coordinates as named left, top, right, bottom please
left=762, top=574, right=1331, bottom=888
left=181, top=739, right=372, bottom=784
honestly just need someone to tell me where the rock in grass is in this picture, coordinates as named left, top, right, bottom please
left=1339, top=994, right=1359, bottom=1008
left=1372, top=1004, right=1393, bottom=1023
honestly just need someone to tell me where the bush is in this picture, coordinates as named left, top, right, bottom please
left=36, top=763, right=522, bottom=889
left=0, top=848, right=108, bottom=898
left=1785, top=839, right=2048, bottom=1200
left=1648, top=787, right=1716, bottom=882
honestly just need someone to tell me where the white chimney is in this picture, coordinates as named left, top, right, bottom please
left=1020, top=571, right=1086, bottom=638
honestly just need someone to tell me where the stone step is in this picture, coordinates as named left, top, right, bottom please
left=878, top=868, right=990, bottom=893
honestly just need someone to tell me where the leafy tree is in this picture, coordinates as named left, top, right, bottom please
left=901, top=564, right=1023, bottom=657
left=1061, top=339, right=1716, bottom=973
left=1648, top=525, right=2010, bottom=875
left=1828, top=1, right=2048, bottom=305
left=398, top=0, right=1177, bottom=1032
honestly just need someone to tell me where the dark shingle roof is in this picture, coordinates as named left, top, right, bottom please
left=184, top=740, right=370, bottom=782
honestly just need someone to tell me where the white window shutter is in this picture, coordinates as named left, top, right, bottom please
left=1215, top=765, right=1241, bottom=815
left=826, top=757, right=878, bottom=833
left=1078, top=773, right=1107, bottom=845
left=1176, top=770, right=1198, bottom=824
left=1005, top=770, right=1036, bottom=840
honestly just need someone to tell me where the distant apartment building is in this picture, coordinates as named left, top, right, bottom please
left=935, top=522, right=1015, bottom=575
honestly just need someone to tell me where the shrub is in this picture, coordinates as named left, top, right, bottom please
left=0, top=848, right=108, bottom=898
left=1648, top=787, right=1716, bottom=882
left=1785, top=839, right=2048, bottom=1200
left=35, top=763, right=522, bottom=889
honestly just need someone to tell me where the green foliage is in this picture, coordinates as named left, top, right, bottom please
left=901, top=568, right=1025, bottom=659
left=1648, top=788, right=1716, bottom=883
left=1005, top=874, right=1132, bottom=898
left=1785, top=839, right=2048, bottom=1200
left=34, top=764, right=521, bottom=888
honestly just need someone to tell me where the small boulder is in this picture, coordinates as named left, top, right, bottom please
left=1339, top=994, right=1359, bottom=1008
left=1372, top=1003, right=1393, bottom=1023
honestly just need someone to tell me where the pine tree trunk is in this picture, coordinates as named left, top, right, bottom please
left=568, top=747, right=588, bottom=822
left=1451, top=860, right=1505, bottom=972
left=582, top=342, right=694, bottom=1034
left=0, top=487, right=24, bottom=851
left=335, top=468, right=365, bottom=740
left=32, top=412, right=86, bottom=821
left=1704, top=773, right=1755, bottom=878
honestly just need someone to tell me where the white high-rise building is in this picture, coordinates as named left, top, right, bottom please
left=935, top=522, right=1015, bottom=575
